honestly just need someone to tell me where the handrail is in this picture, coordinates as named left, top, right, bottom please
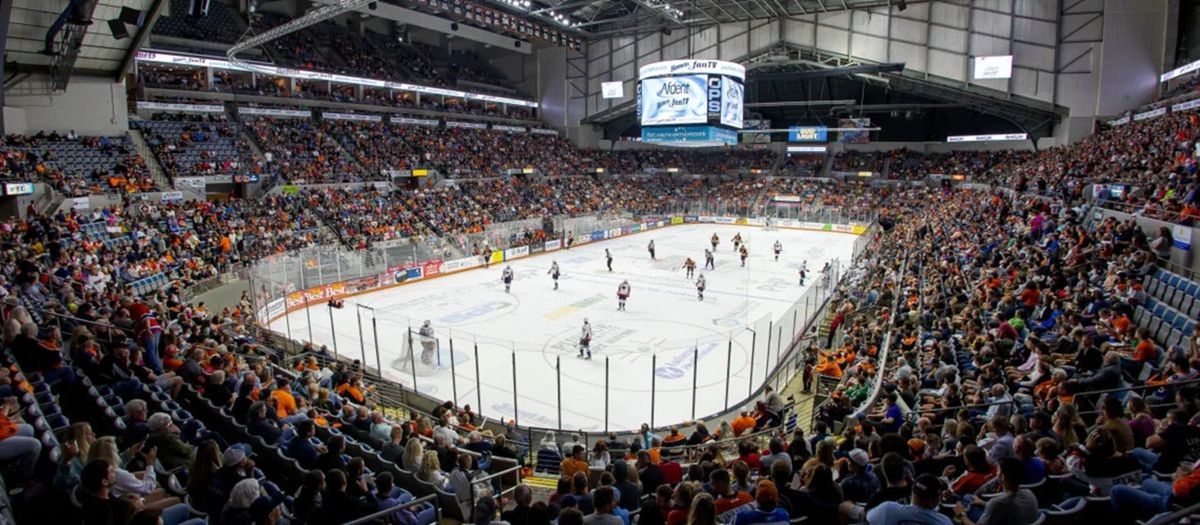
left=340, top=493, right=439, bottom=525
left=847, top=247, right=908, bottom=421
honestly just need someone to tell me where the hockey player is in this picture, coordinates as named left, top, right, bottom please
left=739, top=245, right=749, bottom=267
left=579, top=318, right=593, bottom=359
left=647, top=240, right=656, bottom=260
left=501, top=265, right=514, bottom=293
left=773, top=240, right=782, bottom=261
left=696, top=274, right=707, bottom=301
left=799, top=266, right=807, bottom=286
left=419, top=320, right=437, bottom=366
left=710, top=233, right=719, bottom=251
left=482, top=245, right=492, bottom=269
left=683, top=257, right=697, bottom=278
left=704, top=248, right=715, bottom=270
left=617, top=280, right=631, bottom=311
left=605, top=249, right=613, bottom=272
left=548, top=261, right=561, bottom=290
left=732, top=232, right=743, bottom=250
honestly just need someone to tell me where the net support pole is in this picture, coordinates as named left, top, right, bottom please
left=408, top=328, right=418, bottom=395
left=556, top=356, right=562, bottom=430
left=765, top=321, right=773, bottom=383
left=511, top=352, right=519, bottom=427
left=650, top=354, right=657, bottom=429
left=356, top=308, right=366, bottom=368
left=748, top=331, right=756, bottom=397
left=450, top=338, right=458, bottom=405
left=284, top=302, right=293, bottom=342
left=604, top=356, right=610, bottom=434
left=329, top=306, right=339, bottom=360
left=475, top=343, right=482, bottom=420
left=691, top=347, right=698, bottom=420
left=371, top=316, right=381, bottom=375
left=724, top=340, right=732, bottom=410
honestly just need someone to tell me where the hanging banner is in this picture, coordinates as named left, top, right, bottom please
left=390, top=116, right=440, bottom=126
left=238, top=107, right=312, bottom=118
left=324, top=112, right=382, bottom=122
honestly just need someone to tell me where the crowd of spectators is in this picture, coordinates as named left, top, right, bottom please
left=0, top=132, right=159, bottom=196
left=133, top=114, right=269, bottom=180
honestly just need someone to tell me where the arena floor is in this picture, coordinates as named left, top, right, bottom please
left=270, top=224, right=856, bottom=431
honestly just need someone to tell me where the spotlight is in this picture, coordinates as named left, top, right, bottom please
left=897, top=0, right=907, bottom=10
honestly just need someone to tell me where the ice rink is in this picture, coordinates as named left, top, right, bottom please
left=269, top=224, right=856, bottom=431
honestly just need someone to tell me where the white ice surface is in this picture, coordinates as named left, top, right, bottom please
left=270, top=224, right=855, bottom=431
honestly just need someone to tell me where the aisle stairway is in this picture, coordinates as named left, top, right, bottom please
left=128, top=129, right=173, bottom=190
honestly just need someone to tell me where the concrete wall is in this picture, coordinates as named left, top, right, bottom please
left=536, top=47, right=593, bottom=147
left=5, top=75, right=129, bottom=136
left=1095, top=0, right=1171, bottom=116
left=1093, top=206, right=1197, bottom=275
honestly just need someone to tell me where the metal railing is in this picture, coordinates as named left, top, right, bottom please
left=342, top=493, right=439, bottom=525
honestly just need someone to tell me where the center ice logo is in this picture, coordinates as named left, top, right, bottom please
left=654, top=342, right=721, bottom=379
left=439, top=300, right=514, bottom=324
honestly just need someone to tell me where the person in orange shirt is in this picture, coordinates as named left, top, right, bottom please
left=0, top=396, right=40, bottom=478
left=271, top=382, right=299, bottom=420
left=559, top=444, right=589, bottom=479
left=731, top=411, right=757, bottom=437
left=1129, top=328, right=1159, bottom=365
left=1019, top=282, right=1041, bottom=310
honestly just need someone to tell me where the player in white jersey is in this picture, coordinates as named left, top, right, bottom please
left=578, top=318, right=593, bottom=359
left=773, top=240, right=782, bottom=261
left=548, top=261, right=561, bottom=290
left=696, top=274, right=707, bottom=301
left=501, top=266, right=514, bottom=293
left=704, top=248, right=715, bottom=270
left=617, top=280, right=631, bottom=311
left=418, top=320, right=437, bottom=365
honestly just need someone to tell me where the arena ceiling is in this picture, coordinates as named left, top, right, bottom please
left=547, top=0, right=920, bottom=36
left=5, top=0, right=165, bottom=88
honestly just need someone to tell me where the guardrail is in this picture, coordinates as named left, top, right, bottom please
left=342, top=493, right=439, bottom=525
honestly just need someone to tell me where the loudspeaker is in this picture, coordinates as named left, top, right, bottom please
left=108, top=19, right=129, bottom=39
left=118, top=6, right=146, bottom=27
left=368, top=1, right=378, bottom=9
left=514, top=40, right=521, bottom=48
left=451, top=22, right=459, bottom=31
left=188, top=0, right=211, bottom=17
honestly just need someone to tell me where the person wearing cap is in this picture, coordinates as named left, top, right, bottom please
left=840, top=448, right=880, bottom=504
left=866, top=473, right=951, bottom=525
left=215, top=446, right=254, bottom=496
left=145, top=412, right=195, bottom=470
left=730, top=480, right=789, bottom=525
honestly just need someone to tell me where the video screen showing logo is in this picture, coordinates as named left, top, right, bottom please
left=639, top=75, right=708, bottom=126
